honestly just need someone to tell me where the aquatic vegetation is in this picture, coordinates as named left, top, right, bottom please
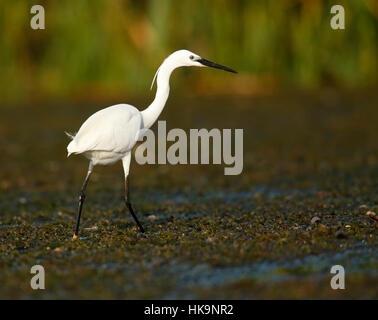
left=0, top=92, right=377, bottom=299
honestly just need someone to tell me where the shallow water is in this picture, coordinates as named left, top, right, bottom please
left=0, top=91, right=377, bottom=299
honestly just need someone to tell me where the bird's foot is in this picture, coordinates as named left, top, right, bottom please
left=138, top=232, right=148, bottom=239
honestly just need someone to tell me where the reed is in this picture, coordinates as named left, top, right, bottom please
left=0, top=0, right=377, bottom=103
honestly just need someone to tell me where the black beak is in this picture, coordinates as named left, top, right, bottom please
left=197, top=58, right=237, bottom=73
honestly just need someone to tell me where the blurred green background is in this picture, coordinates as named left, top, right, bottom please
left=1, top=0, right=377, bottom=104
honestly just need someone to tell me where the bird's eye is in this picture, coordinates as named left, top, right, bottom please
left=189, top=55, right=194, bottom=60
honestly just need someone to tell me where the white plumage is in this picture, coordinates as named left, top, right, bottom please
left=67, top=49, right=236, bottom=239
left=67, top=104, right=142, bottom=165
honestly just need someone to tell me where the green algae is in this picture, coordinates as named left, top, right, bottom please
left=0, top=90, right=377, bottom=299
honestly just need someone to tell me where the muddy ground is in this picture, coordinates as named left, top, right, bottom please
left=0, top=90, right=377, bottom=299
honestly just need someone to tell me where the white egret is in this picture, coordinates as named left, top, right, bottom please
left=66, top=49, right=237, bottom=239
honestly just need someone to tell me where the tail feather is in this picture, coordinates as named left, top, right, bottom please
left=65, top=131, right=77, bottom=157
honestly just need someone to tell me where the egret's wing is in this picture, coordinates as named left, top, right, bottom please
left=68, top=104, right=142, bottom=155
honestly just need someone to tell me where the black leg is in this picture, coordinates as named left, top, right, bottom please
left=125, top=175, right=145, bottom=233
left=73, top=162, right=93, bottom=239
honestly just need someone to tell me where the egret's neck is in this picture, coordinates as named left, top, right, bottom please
left=141, top=62, right=175, bottom=129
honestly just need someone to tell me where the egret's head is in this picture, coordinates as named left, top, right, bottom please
left=168, top=49, right=237, bottom=73
left=150, top=50, right=237, bottom=90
